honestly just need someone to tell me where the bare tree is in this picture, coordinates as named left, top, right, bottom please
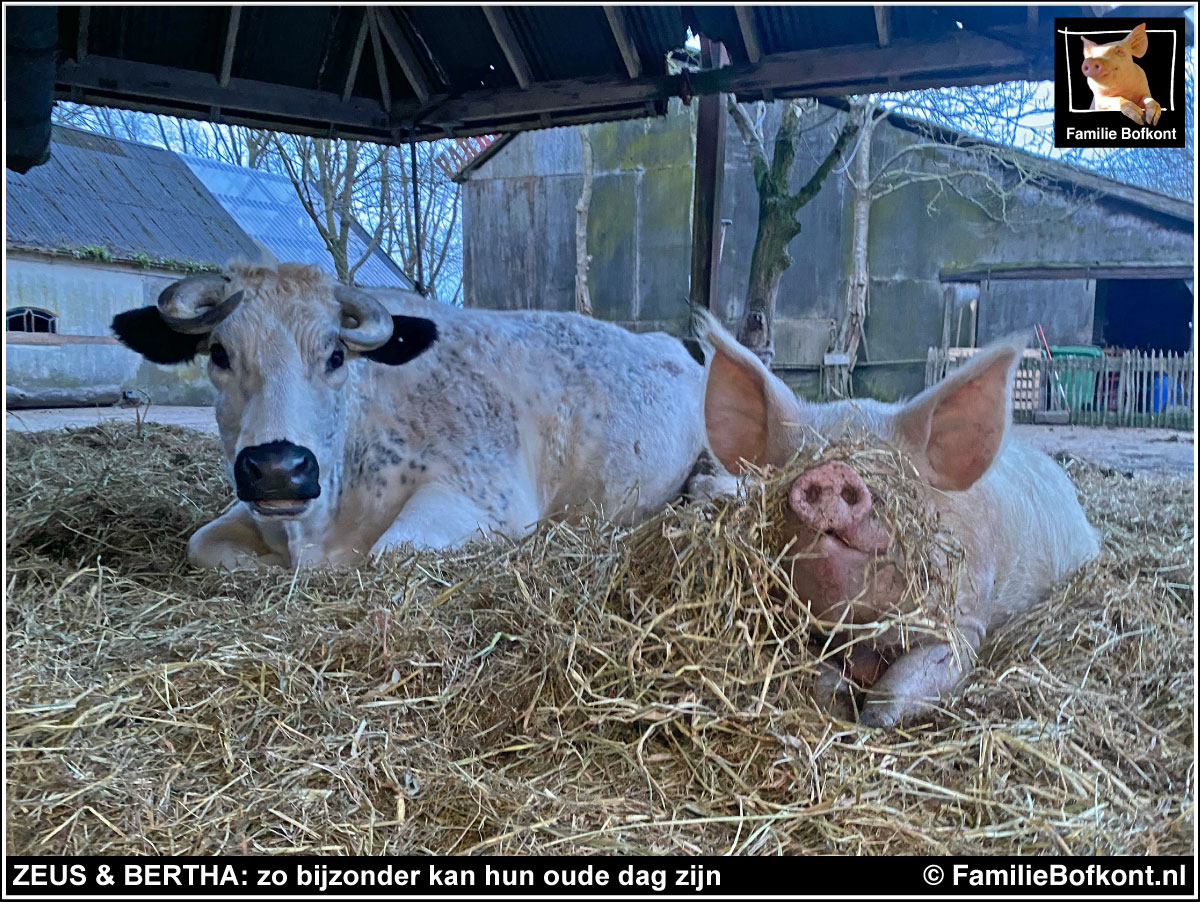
left=725, top=98, right=863, bottom=365
left=50, top=104, right=466, bottom=300
left=825, top=92, right=1085, bottom=396
left=271, top=134, right=391, bottom=285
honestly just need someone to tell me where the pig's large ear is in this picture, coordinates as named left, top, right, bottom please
left=1080, top=35, right=1097, bottom=54
left=693, top=308, right=803, bottom=473
left=1126, top=22, right=1148, bottom=57
left=893, top=338, right=1024, bottom=492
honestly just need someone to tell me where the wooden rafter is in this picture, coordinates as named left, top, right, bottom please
left=734, top=7, right=771, bottom=101
left=76, top=7, right=90, bottom=63
left=219, top=7, right=241, bottom=88
left=603, top=6, right=640, bottom=78
left=735, top=6, right=762, bottom=62
left=366, top=9, right=392, bottom=114
left=483, top=6, right=535, bottom=88
left=603, top=7, right=655, bottom=116
left=374, top=7, right=431, bottom=104
left=342, top=10, right=369, bottom=103
left=874, top=7, right=891, bottom=48
left=55, top=26, right=1061, bottom=141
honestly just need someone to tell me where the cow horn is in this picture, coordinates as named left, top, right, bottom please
left=335, top=285, right=394, bottom=351
left=157, top=273, right=243, bottom=334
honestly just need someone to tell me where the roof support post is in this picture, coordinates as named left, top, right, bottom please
left=688, top=37, right=729, bottom=312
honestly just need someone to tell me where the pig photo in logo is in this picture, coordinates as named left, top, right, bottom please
left=1055, top=17, right=1186, bottom=149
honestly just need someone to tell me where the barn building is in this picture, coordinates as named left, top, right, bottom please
left=460, top=101, right=1194, bottom=400
left=5, top=126, right=411, bottom=407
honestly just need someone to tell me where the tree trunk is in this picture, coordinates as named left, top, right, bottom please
left=738, top=199, right=799, bottom=365
left=575, top=129, right=594, bottom=316
left=732, top=102, right=862, bottom=366
left=839, top=119, right=873, bottom=365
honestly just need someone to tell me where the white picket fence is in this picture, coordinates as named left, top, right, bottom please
left=926, top=347, right=1195, bottom=429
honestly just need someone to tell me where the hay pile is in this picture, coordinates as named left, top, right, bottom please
left=6, top=423, right=1193, bottom=855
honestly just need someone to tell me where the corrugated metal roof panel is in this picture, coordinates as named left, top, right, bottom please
left=180, top=154, right=414, bottom=289
left=5, top=125, right=260, bottom=264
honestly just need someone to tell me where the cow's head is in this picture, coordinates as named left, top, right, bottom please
left=112, top=264, right=437, bottom=521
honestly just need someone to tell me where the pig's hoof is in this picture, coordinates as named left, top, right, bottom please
left=1121, top=104, right=1144, bottom=124
left=1145, top=101, right=1162, bottom=125
left=857, top=703, right=899, bottom=729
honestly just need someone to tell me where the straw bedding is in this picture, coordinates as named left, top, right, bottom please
left=5, top=423, right=1193, bottom=855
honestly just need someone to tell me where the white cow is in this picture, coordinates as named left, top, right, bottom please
left=112, top=263, right=713, bottom=568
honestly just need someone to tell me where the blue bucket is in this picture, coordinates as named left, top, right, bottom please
left=1152, top=373, right=1178, bottom=412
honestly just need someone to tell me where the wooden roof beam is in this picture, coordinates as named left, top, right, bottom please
left=76, top=6, right=90, bottom=63
left=374, top=7, right=431, bottom=104
left=409, top=30, right=1041, bottom=125
left=874, top=7, right=891, bottom=48
left=366, top=10, right=392, bottom=114
left=219, top=7, right=241, bottom=88
left=604, top=6, right=641, bottom=78
left=734, top=7, right=771, bottom=101
left=483, top=6, right=535, bottom=88
left=603, top=7, right=656, bottom=116
left=342, top=11, right=370, bottom=103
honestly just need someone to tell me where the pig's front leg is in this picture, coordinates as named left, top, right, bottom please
left=1142, top=97, right=1162, bottom=126
left=1118, top=98, right=1145, bottom=124
left=857, top=628, right=983, bottom=728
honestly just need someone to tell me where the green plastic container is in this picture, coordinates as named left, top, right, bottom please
left=1048, top=345, right=1103, bottom=409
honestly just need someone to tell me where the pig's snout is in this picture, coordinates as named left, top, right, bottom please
left=790, top=461, right=871, bottom=534
left=1081, top=58, right=1104, bottom=79
left=789, top=461, right=891, bottom=554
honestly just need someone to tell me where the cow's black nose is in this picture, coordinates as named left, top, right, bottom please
left=234, top=441, right=321, bottom=502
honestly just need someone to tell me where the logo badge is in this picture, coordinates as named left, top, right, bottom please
left=1054, top=17, right=1186, bottom=148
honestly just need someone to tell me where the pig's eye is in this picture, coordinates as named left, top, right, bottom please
left=327, top=348, right=345, bottom=372
left=1115, top=49, right=1123, bottom=55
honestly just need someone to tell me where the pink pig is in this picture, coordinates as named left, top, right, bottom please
left=1080, top=23, right=1162, bottom=125
left=696, top=311, right=1100, bottom=727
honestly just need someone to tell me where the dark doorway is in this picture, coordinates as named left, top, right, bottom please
left=1093, top=279, right=1193, bottom=353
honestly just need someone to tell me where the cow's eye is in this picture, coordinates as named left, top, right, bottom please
left=328, top=349, right=345, bottom=371
left=210, top=343, right=230, bottom=369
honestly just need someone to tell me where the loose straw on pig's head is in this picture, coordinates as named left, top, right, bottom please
left=611, top=427, right=967, bottom=714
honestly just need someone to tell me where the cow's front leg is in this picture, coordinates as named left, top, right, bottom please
left=371, top=482, right=522, bottom=554
left=188, top=504, right=285, bottom=569
left=857, top=628, right=983, bottom=729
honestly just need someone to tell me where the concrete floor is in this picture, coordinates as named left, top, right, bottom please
left=6, top=406, right=1195, bottom=479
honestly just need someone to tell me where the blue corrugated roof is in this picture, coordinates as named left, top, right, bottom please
left=5, top=126, right=261, bottom=265
left=180, top=154, right=414, bottom=289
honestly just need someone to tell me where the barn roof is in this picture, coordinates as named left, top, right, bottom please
left=5, top=125, right=260, bottom=265
left=180, top=154, right=415, bottom=289
left=17, top=4, right=1189, bottom=158
left=874, top=108, right=1197, bottom=227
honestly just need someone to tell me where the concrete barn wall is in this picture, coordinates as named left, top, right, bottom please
left=4, top=253, right=214, bottom=406
left=462, top=104, right=1194, bottom=400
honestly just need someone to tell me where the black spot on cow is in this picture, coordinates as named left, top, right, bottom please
left=110, top=307, right=205, bottom=365
left=362, top=316, right=439, bottom=366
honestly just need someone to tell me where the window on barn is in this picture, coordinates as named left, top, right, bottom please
left=6, top=307, right=58, bottom=334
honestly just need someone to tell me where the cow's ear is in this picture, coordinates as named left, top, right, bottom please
left=893, top=339, right=1023, bottom=491
left=111, top=306, right=205, bottom=365
left=361, top=315, right=438, bottom=366
left=1126, top=22, right=1148, bottom=57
